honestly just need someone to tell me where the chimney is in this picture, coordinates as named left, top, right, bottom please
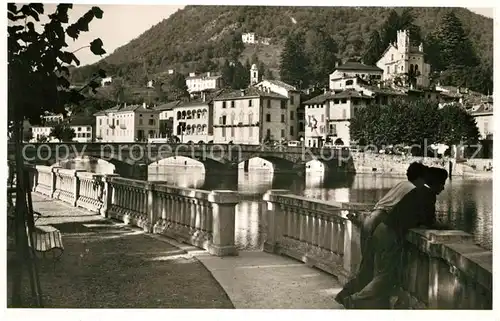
left=240, top=89, right=245, bottom=96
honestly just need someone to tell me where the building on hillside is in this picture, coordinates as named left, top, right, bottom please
left=41, top=113, right=64, bottom=124
left=94, top=103, right=160, bottom=142
left=101, top=77, right=113, bottom=87
left=329, top=61, right=383, bottom=91
left=69, top=116, right=95, bottom=143
left=470, top=102, right=493, bottom=140
left=155, top=101, right=181, bottom=139
left=376, top=30, right=431, bottom=88
left=303, top=89, right=373, bottom=147
left=253, top=78, right=302, bottom=141
left=212, top=87, right=289, bottom=145
left=173, top=99, right=214, bottom=144
left=32, top=126, right=53, bottom=142
left=242, top=32, right=256, bottom=44
left=185, top=71, right=224, bottom=94
left=296, top=105, right=305, bottom=142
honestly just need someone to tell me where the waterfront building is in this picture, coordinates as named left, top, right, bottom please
left=69, top=116, right=95, bottom=143
left=32, top=125, right=53, bottom=142
left=470, top=100, right=493, bottom=140
left=303, top=89, right=372, bottom=147
left=376, top=29, right=431, bottom=88
left=254, top=77, right=302, bottom=141
left=155, top=101, right=181, bottom=139
left=94, top=103, right=160, bottom=142
left=329, top=61, right=383, bottom=91
left=185, top=71, right=224, bottom=94
left=212, top=87, right=288, bottom=145
left=172, top=99, right=214, bottom=143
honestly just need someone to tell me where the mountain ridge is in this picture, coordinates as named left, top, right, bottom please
left=70, top=6, right=493, bottom=85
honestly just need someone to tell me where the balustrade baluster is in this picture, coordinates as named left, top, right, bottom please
left=299, top=210, right=307, bottom=242
left=338, top=221, right=345, bottom=256
left=189, top=200, right=197, bottom=229
left=292, top=209, right=299, bottom=239
left=206, top=202, right=213, bottom=233
left=195, top=200, right=203, bottom=230
left=315, top=214, right=323, bottom=248
left=160, top=194, right=167, bottom=220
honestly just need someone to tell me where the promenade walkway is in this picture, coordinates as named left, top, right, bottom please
left=11, top=193, right=344, bottom=309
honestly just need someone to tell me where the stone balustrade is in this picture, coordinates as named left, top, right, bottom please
left=28, top=165, right=239, bottom=257
left=263, top=191, right=492, bottom=309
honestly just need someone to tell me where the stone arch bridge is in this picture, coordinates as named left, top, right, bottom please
left=9, top=143, right=354, bottom=180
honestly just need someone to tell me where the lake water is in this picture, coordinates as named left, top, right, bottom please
left=61, top=157, right=493, bottom=251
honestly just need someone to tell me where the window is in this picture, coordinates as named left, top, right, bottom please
left=267, top=100, right=271, bottom=108
left=290, top=95, right=294, bottom=105
left=77, top=127, right=81, bottom=131
left=346, top=80, right=354, bottom=86
left=290, top=126, right=294, bottom=136
left=341, top=99, right=347, bottom=104
left=281, top=129, right=285, bottom=138
left=139, top=119, right=143, bottom=125
left=222, top=115, right=227, bottom=125
left=231, top=127, right=235, bottom=137
left=266, top=114, right=271, bottom=122
left=222, top=127, right=226, bottom=137
left=231, top=100, right=235, bottom=108
left=281, top=114, right=285, bottom=123
left=248, top=113, right=253, bottom=124
left=222, top=101, right=227, bottom=108
left=149, top=119, right=155, bottom=126
left=87, top=126, right=91, bottom=131
left=290, top=111, right=294, bottom=120
left=329, top=124, right=337, bottom=135
left=281, top=100, right=286, bottom=109
left=391, top=54, right=394, bottom=61
left=249, top=100, right=252, bottom=107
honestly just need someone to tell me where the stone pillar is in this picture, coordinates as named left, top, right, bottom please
left=262, top=189, right=291, bottom=253
left=342, top=210, right=362, bottom=282
left=50, top=166, right=61, bottom=198
left=411, top=230, right=475, bottom=309
left=207, top=190, right=239, bottom=256
left=72, top=170, right=86, bottom=207
left=144, top=182, right=156, bottom=233
left=99, top=174, right=120, bottom=218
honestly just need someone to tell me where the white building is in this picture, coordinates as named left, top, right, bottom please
left=253, top=78, right=301, bottom=141
left=32, top=126, right=53, bottom=141
left=173, top=100, right=213, bottom=143
left=376, top=30, right=431, bottom=88
left=242, top=32, right=256, bottom=44
left=212, top=87, right=288, bottom=145
left=94, top=103, right=160, bottom=142
left=101, top=76, right=113, bottom=87
left=68, top=117, right=95, bottom=143
left=41, top=113, right=64, bottom=124
left=155, top=101, right=181, bottom=138
left=185, top=72, right=224, bottom=94
left=329, top=61, right=383, bottom=91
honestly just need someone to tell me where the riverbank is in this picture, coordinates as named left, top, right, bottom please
left=350, top=152, right=493, bottom=179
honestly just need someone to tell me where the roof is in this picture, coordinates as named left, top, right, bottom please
left=303, top=92, right=335, bottom=104
left=213, top=87, right=288, bottom=100
left=359, top=84, right=406, bottom=96
left=175, top=100, right=212, bottom=108
left=155, top=101, right=182, bottom=111
left=469, top=104, right=493, bottom=115
left=69, top=116, right=95, bottom=126
left=186, top=72, right=222, bottom=80
left=335, top=61, right=383, bottom=72
left=93, top=104, right=159, bottom=116
left=303, top=89, right=373, bottom=104
left=260, top=79, right=297, bottom=91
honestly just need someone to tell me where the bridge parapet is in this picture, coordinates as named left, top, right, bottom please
left=27, top=165, right=239, bottom=257
left=263, top=192, right=492, bottom=309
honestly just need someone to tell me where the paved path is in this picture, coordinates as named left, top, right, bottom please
left=26, top=193, right=343, bottom=309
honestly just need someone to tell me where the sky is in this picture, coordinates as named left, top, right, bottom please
left=40, top=4, right=493, bottom=66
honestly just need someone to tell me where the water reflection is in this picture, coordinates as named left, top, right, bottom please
left=62, top=158, right=493, bottom=251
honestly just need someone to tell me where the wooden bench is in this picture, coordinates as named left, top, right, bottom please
left=28, top=225, right=64, bottom=269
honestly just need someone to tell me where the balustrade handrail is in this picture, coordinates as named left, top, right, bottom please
left=263, top=191, right=492, bottom=309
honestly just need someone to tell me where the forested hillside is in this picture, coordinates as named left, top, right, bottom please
left=70, top=6, right=493, bottom=92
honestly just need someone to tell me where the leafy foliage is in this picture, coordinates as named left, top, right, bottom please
left=350, top=99, right=479, bottom=148
left=8, top=3, right=106, bottom=125
left=49, top=124, right=76, bottom=142
left=279, top=32, right=310, bottom=89
left=69, top=6, right=492, bottom=90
